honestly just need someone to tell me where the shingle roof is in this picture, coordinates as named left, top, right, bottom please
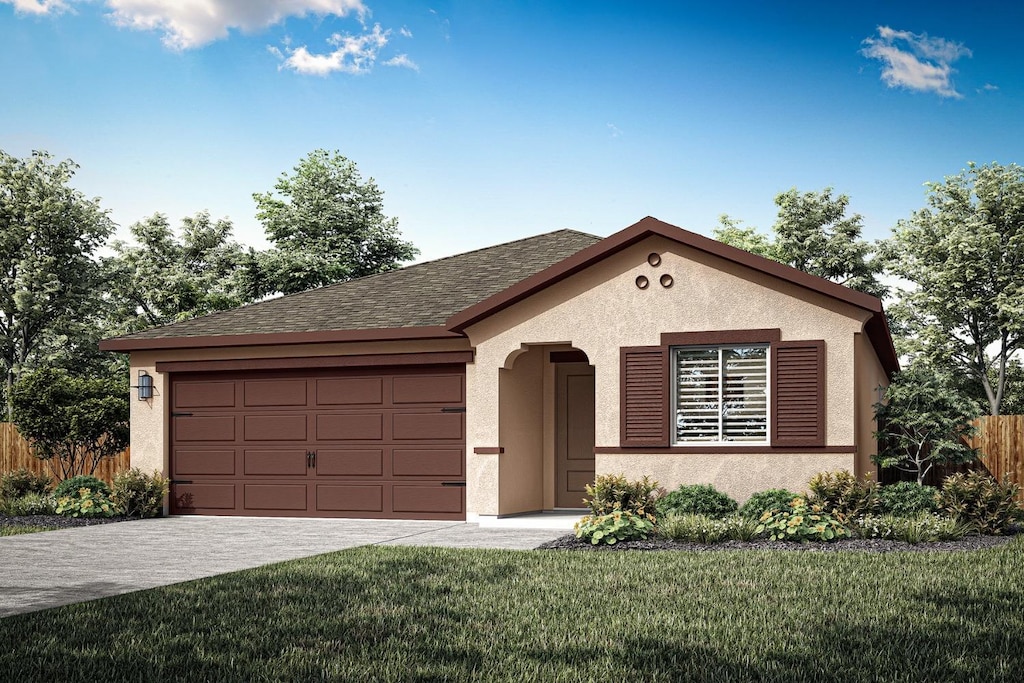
left=108, top=229, right=603, bottom=341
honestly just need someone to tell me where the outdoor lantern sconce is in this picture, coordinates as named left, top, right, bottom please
left=135, top=371, right=154, bottom=400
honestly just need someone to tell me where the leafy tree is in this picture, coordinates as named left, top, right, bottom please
left=249, top=149, right=418, bottom=296
left=884, top=162, right=1024, bottom=415
left=11, top=367, right=129, bottom=479
left=104, top=211, right=249, bottom=334
left=714, top=187, right=885, bottom=297
left=0, top=150, right=114, bottom=417
left=873, top=364, right=981, bottom=485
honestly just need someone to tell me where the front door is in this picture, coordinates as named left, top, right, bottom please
left=555, top=363, right=595, bottom=508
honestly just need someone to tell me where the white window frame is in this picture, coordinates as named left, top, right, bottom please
left=671, top=344, right=770, bottom=445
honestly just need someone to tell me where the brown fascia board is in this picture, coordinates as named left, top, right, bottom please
left=445, top=215, right=900, bottom=376
left=98, top=326, right=465, bottom=353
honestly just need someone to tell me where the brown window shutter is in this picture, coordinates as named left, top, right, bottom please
left=772, top=340, right=825, bottom=447
left=620, top=346, right=669, bottom=447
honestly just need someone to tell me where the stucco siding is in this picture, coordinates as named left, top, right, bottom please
left=854, top=331, right=889, bottom=480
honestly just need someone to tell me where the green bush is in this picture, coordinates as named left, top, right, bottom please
left=574, top=510, right=656, bottom=545
left=738, top=489, right=801, bottom=519
left=583, top=474, right=660, bottom=517
left=55, top=487, right=115, bottom=518
left=0, top=468, right=53, bottom=499
left=938, top=471, right=1020, bottom=535
left=658, top=513, right=760, bottom=543
left=656, top=484, right=737, bottom=519
left=54, top=475, right=111, bottom=499
left=807, top=471, right=878, bottom=520
left=755, top=497, right=849, bottom=542
left=877, top=482, right=939, bottom=517
left=852, top=513, right=972, bottom=543
left=0, top=492, right=56, bottom=516
left=111, top=469, right=168, bottom=518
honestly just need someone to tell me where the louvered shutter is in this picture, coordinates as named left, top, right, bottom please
left=772, top=341, right=825, bottom=447
left=620, top=346, right=668, bottom=447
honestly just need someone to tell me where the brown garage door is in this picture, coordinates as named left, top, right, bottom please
left=169, top=365, right=466, bottom=520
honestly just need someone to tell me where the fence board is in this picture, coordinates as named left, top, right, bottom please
left=0, top=423, right=130, bottom=485
left=967, top=415, right=1024, bottom=503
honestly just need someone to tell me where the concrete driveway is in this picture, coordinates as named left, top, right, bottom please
left=0, top=517, right=569, bottom=618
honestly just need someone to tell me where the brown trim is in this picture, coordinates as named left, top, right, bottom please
left=549, top=350, right=590, bottom=363
left=595, top=445, right=856, bottom=454
left=155, top=351, right=475, bottom=374
left=444, top=216, right=898, bottom=376
left=473, top=447, right=505, bottom=454
left=99, top=326, right=464, bottom=353
left=661, top=329, right=781, bottom=346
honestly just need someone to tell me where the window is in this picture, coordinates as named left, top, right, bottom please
left=673, top=345, right=768, bottom=443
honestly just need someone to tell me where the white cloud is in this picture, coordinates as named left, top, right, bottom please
left=981, top=83, right=999, bottom=91
left=861, top=25, right=972, bottom=99
left=106, top=0, right=368, bottom=50
left=383, top=53, right=417, bottom=71
left=607, top=123, right=622, bottom=138
left=399, top=26, right=411, bottom=38
left=1, top=0, right=69, bottom=14
left=279, top=22, right=388, bottom=75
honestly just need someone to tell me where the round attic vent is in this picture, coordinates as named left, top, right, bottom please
left=635, top=275, right=650, bottom=290
left=660, top=274, right=674, bottom=288
left=647, top=252, right=661, bottom=266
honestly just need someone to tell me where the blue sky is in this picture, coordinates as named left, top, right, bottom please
left=2, top=0, right=1021, bottom=262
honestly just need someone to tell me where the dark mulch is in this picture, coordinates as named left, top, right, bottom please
left=0, top=514, right=139, bottom=530
left=538, top=532, right=1019, bottom=553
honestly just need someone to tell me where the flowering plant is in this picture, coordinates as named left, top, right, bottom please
left=55, top=487, right=116, bottom=518
left=755, top=497, right=848, bottom=542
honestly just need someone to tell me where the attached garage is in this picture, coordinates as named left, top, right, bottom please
left=167, top=364, right=467, bottom=520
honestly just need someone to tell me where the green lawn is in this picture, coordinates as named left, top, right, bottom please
left=0, top=524, right=57, bottom=536
left=3, top=540, right=1024, bottom=682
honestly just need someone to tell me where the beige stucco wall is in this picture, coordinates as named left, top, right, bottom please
left=854, top=331, right=890, bottom=480
left=465, top=235, right=877, bottom=511
left=497, top=347, right=545, bottom=514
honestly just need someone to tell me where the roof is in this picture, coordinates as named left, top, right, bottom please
left=99, top=229, right=603, bottom=349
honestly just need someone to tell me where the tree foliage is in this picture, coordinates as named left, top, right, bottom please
left=0, top=150, right=114, bottom=416
left=11, top=367, right=129, bottom=479
left=714, top=188, right=885, bottom=297
left=249, top=149, right=417, bottom=296
left=873, top=365, right=980, bottom=485
left=884, top=162, right=1024, bottom=415
left=104, top=211, right=249, bottom=334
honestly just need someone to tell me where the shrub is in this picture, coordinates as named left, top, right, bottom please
left=755, top=497, right=849, bottom=542
left=583, top=474, right=660, bottom=517
left=574, top=510, right=656, bottom=545
left=0, top=468, right=53, bottom=499
left=111, top=469, right=168, bottom=518
left=852, top=513, right=972, bottom=543
left=807, top=471, right=878, bottom=520
left=0, top=492, right=56, bottom=516
left=656, top=484, right=737, bottom=519
left=659, top=513, right=760, bottom=543
left=738, top=489, right=801, bottom=519
left=54, top=475, right=110, bottom=499
left=877, top=482, right=939, bottom=517
left=55, top=487, right=115, bottom=518
left=938, top=471, right=1020, bottom=535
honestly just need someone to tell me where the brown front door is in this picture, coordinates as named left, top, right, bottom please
left=555, top=363, right=595, bottom=508
left=168, top=365, right=466, bottom=520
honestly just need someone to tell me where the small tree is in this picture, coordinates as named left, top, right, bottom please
left=11, top=367, right=129, bottom=479
left=873, top=365, right=980, bottom=485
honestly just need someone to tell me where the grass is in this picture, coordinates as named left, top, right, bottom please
left=0, top=524, right=57, bottom=536
left=3, top=541, right=1024, bottom=682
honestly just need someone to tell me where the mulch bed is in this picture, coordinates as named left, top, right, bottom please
left=0, top=514, right=139, bottom=530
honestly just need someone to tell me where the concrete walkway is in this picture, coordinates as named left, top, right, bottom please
left=0, top=516, right=571, bottom=618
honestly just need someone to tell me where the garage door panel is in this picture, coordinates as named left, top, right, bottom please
left=174, top=449, right=236, bottom=476
left=244, top=379, right=307, bottom=407
left=393, top=375, right=463, bottom=404
left=317, top=377, right=383, bottom=406
left=316, top=449, right=384, bottom=476
left=393, top=413, right=464, bottom=440
left=244, top=414, right=307, bottom=441
left=393, top=485, right=464, bottom=514
left=244, top=484, right=307, bottom=511
left=173, top=483, right=235, bottom=510
left=174, top=382, right=236, bottom=408
left=393, top=448, right=464, bottom=477
left=176, top=416, right=236, bottom=442
left=316, top=484, right=384, bottom=512
left=317, top=413, right=383, bottom=441
left=244, top=450, right=309, bottom=476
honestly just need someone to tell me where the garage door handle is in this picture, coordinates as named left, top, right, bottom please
left=306, top=451, right=317, bottom=469
left=441, top=407, right=466, bottom=413
left=441, top=481, right=466, bottom=487
left=170, top=479, right=193, bottom=485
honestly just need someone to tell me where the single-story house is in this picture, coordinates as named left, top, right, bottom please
left=100, top=216, right=898, bottom=521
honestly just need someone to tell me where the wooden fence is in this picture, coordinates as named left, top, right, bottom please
left=967, top=415, right=1024, bottom=502
left=0, top=423, right=131, bottom=485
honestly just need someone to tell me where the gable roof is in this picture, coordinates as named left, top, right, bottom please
left=99, top=229, right=603, bottom=351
